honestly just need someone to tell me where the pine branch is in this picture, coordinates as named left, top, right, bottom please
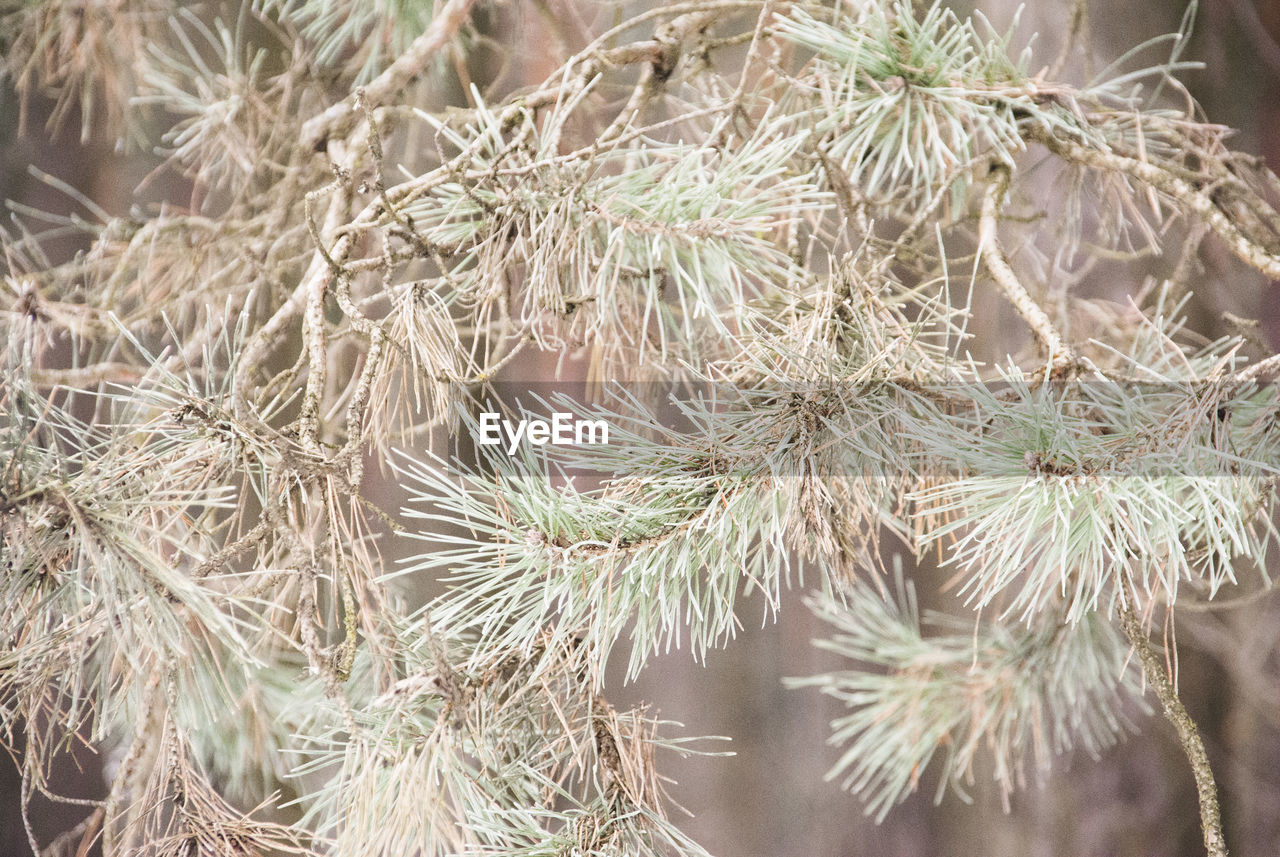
left=299, top=0, right=481, bottom=152
left=1117, top=600, right=1228, bottom=857
left=978, top=164, right=1073, bottom=369
left=5, top=1, right=1280, bottom=854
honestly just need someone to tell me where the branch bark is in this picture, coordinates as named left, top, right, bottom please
left=1032, top=129, right=1280, bottom=280
left=979, top=164, right=1073, bottom=368
left=1118, top=600, right=1229, bottom=857
left=299, top=0, right=480, bottom=152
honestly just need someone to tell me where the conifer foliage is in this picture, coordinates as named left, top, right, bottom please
left=1, top=1, right=1278, bottom=855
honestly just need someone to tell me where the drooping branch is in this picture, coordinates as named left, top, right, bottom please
left=1033, top=129, right=1280, bottom=280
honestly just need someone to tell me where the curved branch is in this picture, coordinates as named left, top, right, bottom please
left=979, top=165, right=1073, bottom=367
left=1117, top=600, right=1228, bottom=857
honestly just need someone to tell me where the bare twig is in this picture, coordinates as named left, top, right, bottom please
left=1046, top=0, right=1091, bottom=81
left=300, top=0, right=480, bottom=152
left=1118, top=599, right=1228, bottom=857
left=1230, top=350, right=1280, bottom=385
left=979, top=165, right=1073, bottom=367
left=30, top=363, right=143, bottom=387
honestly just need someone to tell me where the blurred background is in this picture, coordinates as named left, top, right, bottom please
left=2, top=1, right=1280, bottom=855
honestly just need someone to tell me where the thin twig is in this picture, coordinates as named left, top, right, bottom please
left=300, top=0, right=480, bottom=152
left=979, top=165, right=1072, bottom=367
left=29, top=363, right=143, bottom=387
left=192, top=516, right=273, bottom=580
left=1045, top=0, right=1091, bottom=81
left=1230, top=350, right=1280, bottom=385
left=1117, top=599, right=1228, bottom=857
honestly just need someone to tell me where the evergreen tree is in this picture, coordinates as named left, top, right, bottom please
left=1, top=2, right=1277, bottom=855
